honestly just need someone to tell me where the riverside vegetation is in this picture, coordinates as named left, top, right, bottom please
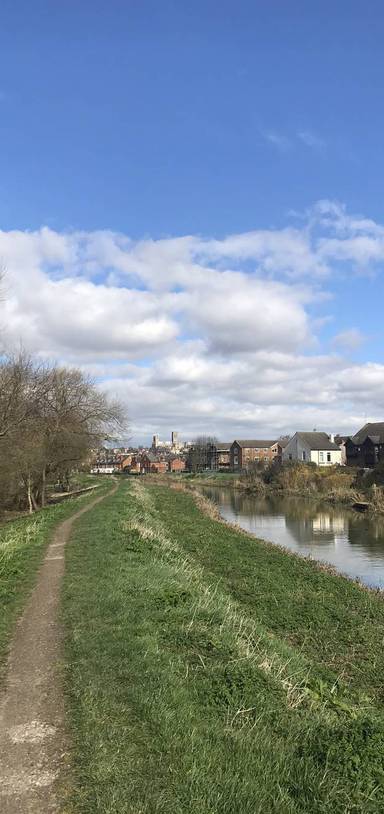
left=184, top=460, right=384, bottom=514
left=62, top=478, right=384, bottom=813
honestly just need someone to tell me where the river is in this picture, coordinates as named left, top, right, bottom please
left=200, top=486, right=384, bottom=590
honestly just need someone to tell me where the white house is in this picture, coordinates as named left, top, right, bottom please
left=90, top=463, right=116, bottom=474
left=282, top=432, right=342, bottom=466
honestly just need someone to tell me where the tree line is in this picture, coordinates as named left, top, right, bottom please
left=0, top=353, right=126, bottom=513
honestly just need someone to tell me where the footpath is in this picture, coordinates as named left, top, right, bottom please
left=0, top=483, right=117, bottom=813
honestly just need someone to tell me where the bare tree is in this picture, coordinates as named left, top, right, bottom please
left=187, top=435, right=218, bottom=472
left=0, top=355, right=127, bottom=512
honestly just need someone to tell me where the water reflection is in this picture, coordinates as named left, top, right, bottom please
left=201, top=487, right=384, bottom=589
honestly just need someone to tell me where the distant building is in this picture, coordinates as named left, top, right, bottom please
left=282, top=432, right=342, bottom=466
left=334, top=435, right=349, bottom=466
left=152, top=434, right=160, bottom=450
left=345, top=423, right=384, bottom=468
left=230, top=440, right=280, bottom=471
left=90, top=461, right=118, bottom=474
left=208, top=442, right=231, bottom=471
left=168, top=457, right=186, bottom=473
left=276, top=437, right=291, bottom=462
left=171, top=431, right=180, bottom=447
left=141, top=452, right=168, bottom=474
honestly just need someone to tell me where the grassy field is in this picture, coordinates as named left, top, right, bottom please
left=0, top=479, right=109, bottom=684
left=62, top=479, right=384, bottom=813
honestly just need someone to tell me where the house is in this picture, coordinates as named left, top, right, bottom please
left=282, top=432, right=342, bottom=466
left=141, top=452, right=168, bottom=474
left=120, top=454, right=142, bottom=474
left=345, top=423, right=384, bottom=468
left=276, top=437, right=291, bottom=463
left=230, top=440, right=280, bottom=471
left=116, top=454, right=133, bottom=471
left=334, top=435, right=349, bottom=466
left=90, top=460, right=118, bottom=474
left=168, top=457, right=186, bottom=473
left=207, top=442, right=231, bottom=471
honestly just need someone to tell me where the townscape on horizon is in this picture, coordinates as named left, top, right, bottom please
left=91, top=421, right=384, bottom=475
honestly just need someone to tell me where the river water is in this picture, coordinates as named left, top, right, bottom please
left=200, top=486, right=384, bottom=590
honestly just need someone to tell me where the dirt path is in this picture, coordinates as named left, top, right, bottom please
left=0, top=483, right=117, bottom=813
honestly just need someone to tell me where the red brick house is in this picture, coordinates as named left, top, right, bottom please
left=230, top=440, right=279, bottom=471
left=141, top=453, right=168, bottom=474
left=119, top=454, right=133, bottom=470
left=121, top=455, right=142, bottom=474
left=168, top=457, right=186, bottom=473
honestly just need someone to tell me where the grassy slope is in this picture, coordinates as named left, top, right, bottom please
left=153, top=486, right=384, bottom=702
left=62, top=480, right=384, bottom=814
left=0, top=480, right=109, bottom=684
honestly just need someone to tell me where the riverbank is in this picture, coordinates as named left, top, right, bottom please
left=62, top=478, right=384, bottom=813
left=179, top=465, right=384, bottom=514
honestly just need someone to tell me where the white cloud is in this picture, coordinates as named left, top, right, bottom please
left=185, top=274, right=310, bottom=353
left=262, top=130, right=292, bottom=152
left=1, top=202, right=384, bottom=442
left=263, top=129, right=326, bottom=154
left=332, top=329, right=366, bottom=351
left=297, top=130, right=326, bottom=151
left=198, top=228, right=328, bottom=277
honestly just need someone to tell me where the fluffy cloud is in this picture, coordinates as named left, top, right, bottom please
left=332, top=329, right=366, bottom=351
left=1, top=202, right=384, bottom=443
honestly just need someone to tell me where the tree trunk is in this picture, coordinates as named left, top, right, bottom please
left=27, top=474, right=33, bottom=514
left=41, top=466, right=46, bottom=507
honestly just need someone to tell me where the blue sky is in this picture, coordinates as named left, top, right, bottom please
left=1, top=1, right=384, bottom=442
left=2, top=0, right=384, bottom=235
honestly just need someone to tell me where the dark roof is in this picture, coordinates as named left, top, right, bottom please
left=143, top=451, right=158, bottom=462
left=352, top=422, right=384, bottom=445
left=232, top=440, right=277, bottom=449
left=296, top=432, right=340, bottom=451
left=215, top=442, right=231, bottom=450
left=277, top=437, right=291, bottom=448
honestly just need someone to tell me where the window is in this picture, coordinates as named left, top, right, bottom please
left=302, top=450, right=306, bottom=461
left=234, top=456, right=238, bottom=465
left=289, top=454, right=292, bottom=460
left=327, top=452, right=331, bottom=462
left=319, top=451, right=324, bottom=462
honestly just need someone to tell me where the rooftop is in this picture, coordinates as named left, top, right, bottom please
left=233, top=440, right=277, bottom=449
left=351, top=422, right=384, bottom=445
left=296, top=432, right=340, bottom=451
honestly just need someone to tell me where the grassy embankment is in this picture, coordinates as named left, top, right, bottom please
left=0, top=478, right=110, bottom=684
left=63, top=478, right=384, bottom=813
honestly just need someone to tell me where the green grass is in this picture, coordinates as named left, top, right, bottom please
left=0, top=479, right=109, bottom=684
left=62, top=480, right=384, bottom=813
